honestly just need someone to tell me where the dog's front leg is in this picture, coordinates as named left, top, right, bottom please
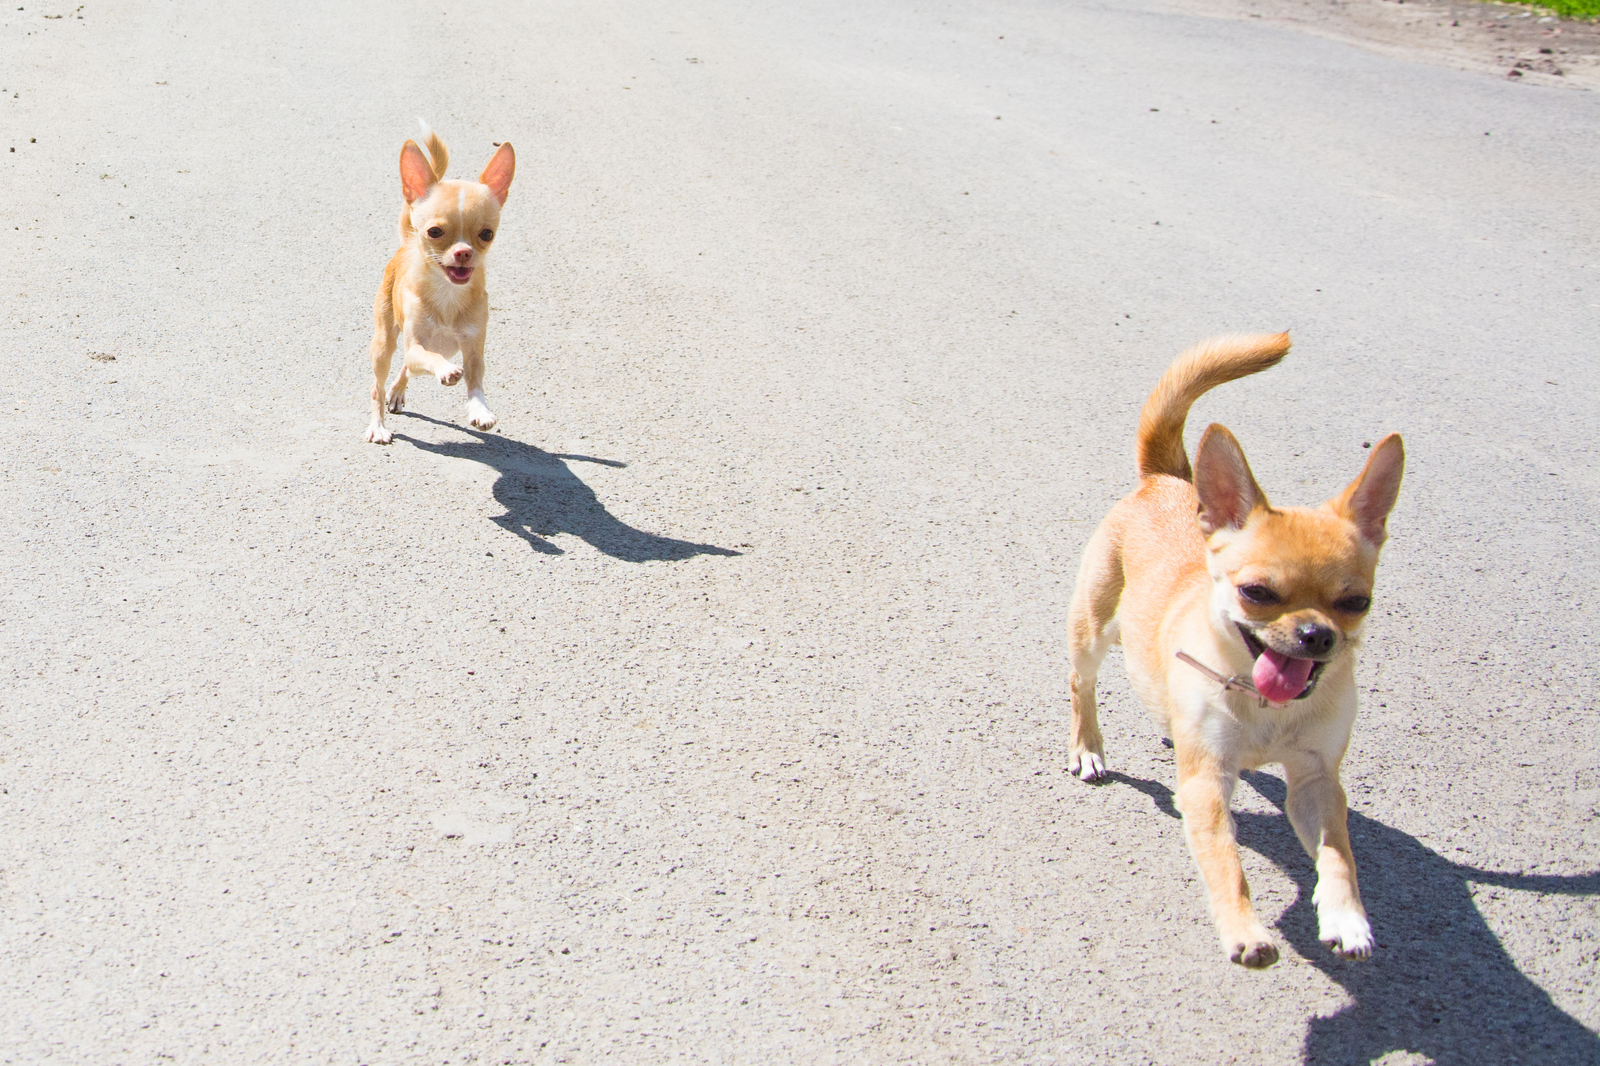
left=1175, top=753, right=1279, bottom=968
left=460, top=330, right=496, bottom=431
left=389, top=334, right=460, bottom=414
left=401, top=333, right=464, bottom=391
left=1283, top=756, right=1373, bottom=960
left=367, top=325, right=397, bottom=443
left=1065, top=523, right=1123, bottom=781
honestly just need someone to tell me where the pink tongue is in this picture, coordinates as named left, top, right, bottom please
left=1253, top=649, right=1315, bottom=704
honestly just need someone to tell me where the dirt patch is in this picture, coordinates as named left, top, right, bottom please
left=1166, top=0, right=1600, bottom=90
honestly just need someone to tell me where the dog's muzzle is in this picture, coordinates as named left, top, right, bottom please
left=1236, top=623, right=1330, bottom=701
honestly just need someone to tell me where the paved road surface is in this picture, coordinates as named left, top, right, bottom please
left=3, top=0, right=1597, bottom=1062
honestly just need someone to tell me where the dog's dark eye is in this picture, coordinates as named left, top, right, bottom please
left=426, top=226, right=444, bottom=239
left=1335, top=595, right=1371, bottom=613
left=479, top=228, right=493, bottom=242
left=1237, top=584, right=1279, bottom=606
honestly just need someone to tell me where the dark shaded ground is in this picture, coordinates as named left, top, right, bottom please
left=1115, top=770, right=1600, bottom=1064
left=396, top=414, right=740, bottom=562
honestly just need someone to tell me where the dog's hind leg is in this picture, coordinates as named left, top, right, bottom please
left=1066, top=521, right=1123, bottom=782
left=386, top=364, right=410, bottom=414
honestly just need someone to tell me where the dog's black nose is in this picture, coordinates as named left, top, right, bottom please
left=1295, top=622, right=1336, bottom=656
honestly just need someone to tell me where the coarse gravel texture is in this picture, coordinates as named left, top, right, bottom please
left=1170, top=0, right=1600, bottom=91
left=2, top=0, right=1597, bottom=1063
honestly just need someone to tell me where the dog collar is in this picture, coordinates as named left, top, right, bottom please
left=1175, top=650, right=1267, bottom=707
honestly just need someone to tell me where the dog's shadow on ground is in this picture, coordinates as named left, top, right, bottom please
left=1112, top=770, right=1600, bottom=1064
left=394, top=414, right=740, bottom=562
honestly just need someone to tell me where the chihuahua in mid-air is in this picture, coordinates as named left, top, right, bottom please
left=365, top=121, right=515, bottom=444
left=1066, top=332, right=1403, bottom=968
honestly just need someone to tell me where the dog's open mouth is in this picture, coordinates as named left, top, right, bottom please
left=444, top=265, right=473, bottom=285
left=1237, top=624, right=1325, bottom=704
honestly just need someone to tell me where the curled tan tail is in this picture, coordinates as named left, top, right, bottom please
left=416, top=118, right=449, bottom=181
left=1135, top=332, right=1292, bottom=481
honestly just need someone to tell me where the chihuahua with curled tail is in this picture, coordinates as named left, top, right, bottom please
left=1066, top=333, right=1403, bottom=969
left=366, top=121, right=515, bottom=444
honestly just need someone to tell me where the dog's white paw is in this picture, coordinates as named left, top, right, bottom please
left=466, top=396, right=497, bottom=431
left=1318, top=906, right=1374, bottom=960
left=386, top=391, right=406, bottom=414
left=439, top=365, right=463, bottom=387
left=365, top=422, right=393, bottom=445
left=1069, top=750, right=1107, bottom=783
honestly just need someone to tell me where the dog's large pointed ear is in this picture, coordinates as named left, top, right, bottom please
left=1330, top=433, right=1404, bottom=547
left=1195, top=424, right=1267, bottom=535
left=479, top=142, right=515, bottom=206
left=399, top=140, right=437, bottom=205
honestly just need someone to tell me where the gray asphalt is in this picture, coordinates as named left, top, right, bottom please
left=2, top=0, right=1597, bottom=1062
